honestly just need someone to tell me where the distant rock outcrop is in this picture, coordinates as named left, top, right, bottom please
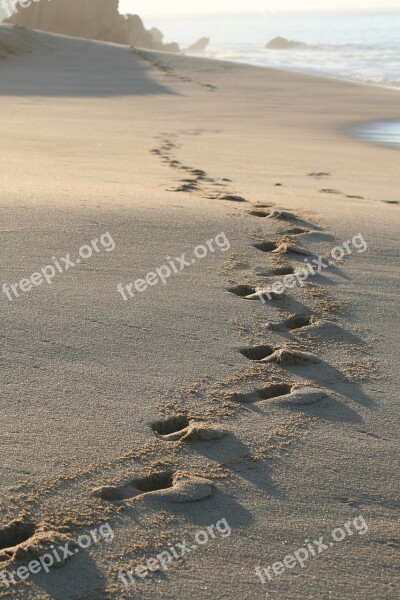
left=266, top=36, right=306, bottom=50
left=3, top=0, right=180, bottom=53
left=149, top=27, right=164, bottom=45
left=188, top=37, right=210, bottom=51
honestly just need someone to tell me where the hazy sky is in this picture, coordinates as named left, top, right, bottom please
left=120, top=0, right=400, bottom=16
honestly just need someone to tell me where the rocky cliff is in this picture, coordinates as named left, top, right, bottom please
left=3, top=0, right=180, bottom=52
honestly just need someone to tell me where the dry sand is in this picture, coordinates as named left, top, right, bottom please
left=0, top=25, right=399, bottom=600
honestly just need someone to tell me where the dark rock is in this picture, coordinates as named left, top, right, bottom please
left=266, top=36, right=306, bottom=50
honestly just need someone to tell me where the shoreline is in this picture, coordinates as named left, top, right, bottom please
left=185, top=52, right=400, bottom=95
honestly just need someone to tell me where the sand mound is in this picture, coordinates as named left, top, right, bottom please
left=261, top=349, right=321, bottom=365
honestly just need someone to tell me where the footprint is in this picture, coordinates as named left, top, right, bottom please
left=222, top=194, right=248, bottom=203
left=272, top=266, right=295, bottom=276
left=0, top=519, right=36, bottom=561
left=247, top=209, right=270, bottom=217
left=239, top=344, right=275, bottom=361
left=0, top=520, right=75, bottom=565
left=231, top=383, right=293, bottom=403
left=283, top=227, right=310, bottom=235
left=265, top=210, right=297, bottom=220
left=267, top=314, right=312, bottom=332
left=152, top=416, right=224, bottom=442
left=346, top=195, right=364, bottom=199
left=309, top=172, right=330, bottom=178
left=320, top=189, right=342, bottom=194
left=173, top=183, right=198, bottom=192
left=336, top=496, right=363, bottom=509
left=152, top=415, right=190, bottom=440
left=227, top=284, right=258, bottom=297
left=253, top=241, right=279, bottom=253
left=93, top=472, right=213, bottom=503
left=278, top=386, right=327, bottom=405
left=190, top=169, right=207, bottom=177
left=134, top=472, right=175, bottom=493
left=382, top=200, right=399, bottom=205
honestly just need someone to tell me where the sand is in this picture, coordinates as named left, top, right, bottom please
left=0, top=24, right=399, bottom=599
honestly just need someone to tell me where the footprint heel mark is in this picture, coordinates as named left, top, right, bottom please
left=272, top=266, right=295, bottom=276
left=320, top=188, right=342, bottom=195
left=92, top=485, right=138, bottom=501
left=152, top=415, right=190, bottom=440
left=0, top=519, right=36, bottom=561
left=227, top=284, right=257, bottom=297
left=134, top=472, right=175, bottom=493
left=239, top=345, right=275, bottom=361
left=252, top=241, right=279, bottom=253
left=222, top=194, right=248, bottom=203
left=152, top=416, right=225, bottom=442
left=283, top=227, right=310, bottom=235
left=93, top=472, right=214, bottom=503
left=231, top=383, right=293, bottom=404
left=0, top=520, right=76, bottom=565
left=266, top=211, right=297, bottom=221
left=257, top=383, right=293, bottom=400
left=308, top=172, right=331, bottom=178
left=252, top=241, right=311, bottom=256
left=247, top=209, right=271, bottom=217
left=172, top=183, right=198, bottom=192
left=267, top=314, right=312, bottom=332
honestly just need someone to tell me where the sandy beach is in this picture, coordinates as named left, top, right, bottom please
left=0, top=24, right=399, bottom=600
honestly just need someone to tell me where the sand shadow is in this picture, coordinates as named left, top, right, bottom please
left=29, top=551, right=106, bottom=600
left=188, top=434, right=283, bottom=499
left=282, top=394, right=364, bottom=424
left=0, top=32, right=178, bottom=98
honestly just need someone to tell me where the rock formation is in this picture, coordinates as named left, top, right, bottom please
left=3, top=0, right=180, bottom=52
left=188, top=37, right=210, bottom=51
left=266, top=36, right=306, bottom=50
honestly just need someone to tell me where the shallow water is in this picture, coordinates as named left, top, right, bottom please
left=352, top=120, right=400, bottom=150
left=143, top=11, right=400, bottom=90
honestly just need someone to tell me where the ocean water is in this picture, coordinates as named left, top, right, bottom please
left=143, top=11, right=400, bottom=90
left=352, top=120, right=400, bottom=150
